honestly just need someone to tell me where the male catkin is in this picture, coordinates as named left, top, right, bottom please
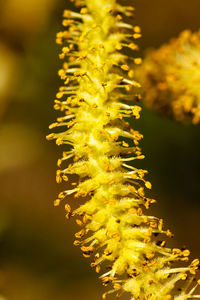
left=47, top=0, right=200, bottom=299
left=139, top=30, right=200, bottom=124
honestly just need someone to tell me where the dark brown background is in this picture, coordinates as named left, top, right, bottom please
left=0, top=0, right=199, bottom=299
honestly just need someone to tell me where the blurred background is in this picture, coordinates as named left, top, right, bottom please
left=0, top=0, right=200, bottom=299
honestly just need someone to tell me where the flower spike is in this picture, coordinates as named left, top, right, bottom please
left=47, top=1, right=200, bottom=299
left=139, top=30, right=200, bottom=124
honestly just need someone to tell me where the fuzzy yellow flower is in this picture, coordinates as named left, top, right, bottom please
left=139, top=30, right=200, bottom=124
left=47, top=0, right=200, bottom=299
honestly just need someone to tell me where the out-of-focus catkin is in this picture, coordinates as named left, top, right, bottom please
left=138, top=30, right=200, bottom=124
left=47, top=1, right=200, bottom=299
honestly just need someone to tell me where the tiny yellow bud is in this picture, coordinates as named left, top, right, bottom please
left=134, top=58, right=142, bottom=65
left=145, top=181, right=152, bottom=189
left=54, top=199, right=60, bottom=206
left=80, top=7, right=88, bottom=14
left=56, top=92, right=63, bottom=99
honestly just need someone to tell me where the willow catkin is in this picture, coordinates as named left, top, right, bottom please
left=47, top=1, right=200, bottom=299
left=139, top=30, right=200, bottom=124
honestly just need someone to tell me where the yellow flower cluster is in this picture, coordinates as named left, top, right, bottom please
left=47, top=0, right=200, bottom=299
left=139, top=30, right=200, bottom=124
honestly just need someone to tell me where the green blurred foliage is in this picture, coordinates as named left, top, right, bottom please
left=0, top=0, right=200, bottom=299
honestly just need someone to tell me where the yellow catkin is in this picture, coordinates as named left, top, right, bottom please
left=47, top=1, right=200, bottom=299
left=139, top=30, right=200, bottom=124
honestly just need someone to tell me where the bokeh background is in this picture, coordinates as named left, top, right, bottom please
left=0, top=0, right=200, bottom=299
